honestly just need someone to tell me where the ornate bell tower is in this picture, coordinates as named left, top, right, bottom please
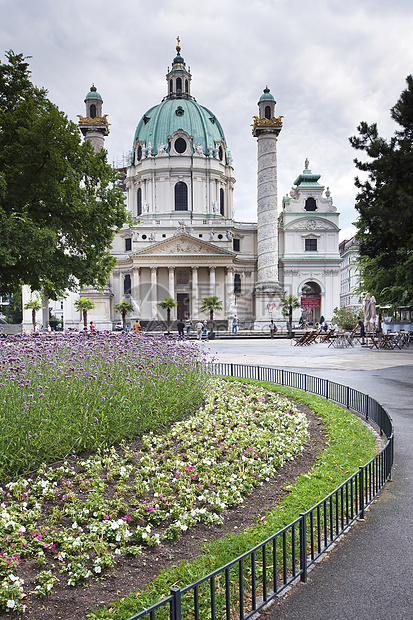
left=77, top=85, right=109, bottom=152
left=252, top=87, right=284, bottom=329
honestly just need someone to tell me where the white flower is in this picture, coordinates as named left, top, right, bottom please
left=94, top=566, right=102, bottom=573
left=6, top=600, right=15, bottom=608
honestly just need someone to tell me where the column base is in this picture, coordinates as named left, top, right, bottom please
left=253, top=284, right=284, bottom=325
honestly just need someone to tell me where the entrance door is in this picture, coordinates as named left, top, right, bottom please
left=177, top=293, right=190, bottom=320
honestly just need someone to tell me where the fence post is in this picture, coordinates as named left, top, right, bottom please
left=170, top=587, right=182, bottom=620
left=346, top=385, right=350, bottom=410
left=299, top=513, right=308, bottom=582
left=359, top=467, right=365, bottom=520
left=230, top=363, right=234, bottom=377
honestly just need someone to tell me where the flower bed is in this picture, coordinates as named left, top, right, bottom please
left=0, top=364, right=309, bottom=612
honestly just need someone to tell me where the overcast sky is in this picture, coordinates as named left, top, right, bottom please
left=2, top=0, right=413, bottom=241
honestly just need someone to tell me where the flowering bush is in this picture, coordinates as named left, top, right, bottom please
left=0, top=370, right=308, bottom=612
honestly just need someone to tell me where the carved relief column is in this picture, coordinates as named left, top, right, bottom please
left=252, top=88, right=284, bottom=328
left=209, top=267, right=216, bottom=297
left=150, top=267, right=158, bottom=320
left=168, top=267, right=176, bottom=320
left=192, top=267, right=198, bottom=318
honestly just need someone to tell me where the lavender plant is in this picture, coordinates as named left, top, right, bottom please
left=0, top=332, right=208, bottom=476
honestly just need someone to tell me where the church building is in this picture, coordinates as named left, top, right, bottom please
left=23, top=42, right=341, bottom=332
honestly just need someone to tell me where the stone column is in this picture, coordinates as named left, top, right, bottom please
left=150, top=267, right=158, bottom=319
left=168, top=267, right=175, bottom=320
left=209, top=267, right=216, bottom=297
left=252, top=106, right=283, bottom=328
left=132, top=268, right=140, bottom=317
left=226, top=267, right=234, bottom=316
left=192, top=267, right=198, bottom=319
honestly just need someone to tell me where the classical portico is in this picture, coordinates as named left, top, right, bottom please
left=111, top=233, right=249, bottom=325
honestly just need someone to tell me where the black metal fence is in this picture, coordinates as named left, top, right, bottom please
left=126, top=364, right=394, bottom=620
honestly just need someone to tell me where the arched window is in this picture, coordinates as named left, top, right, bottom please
left=137, top=145, right=142, bottom=161
left=234, top=274, right=241, bottom=296
left=220, top=188, right=224, bottom=216
left=137, top=188, right=142, bottom=216
left=305, top=197, right=317, bottom=211
left=265, top=105, right=271, bottom=120
left=175, top=182, right=188, bottom=211
left=185, top=79, right=188, bottom=93
left=90, top=104, right=96, bottom=118
left=124, top=275, right=131, bottom=295
left=170, top=79, right=173, bottom=93
left=176, top=77, right=182, bottom=93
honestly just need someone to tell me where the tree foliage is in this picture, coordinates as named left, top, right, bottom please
left=350, top=75, right=413, bottom=305
left=0, top=51, right=130, bottom=298
left=331, top=306, right=359, bottom=330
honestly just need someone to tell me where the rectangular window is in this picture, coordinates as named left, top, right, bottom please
left=305, top=238, right=317, bottom=251
left=125, top=238, right=132, bottom=252
left=233, top=238, right=240, bottom=252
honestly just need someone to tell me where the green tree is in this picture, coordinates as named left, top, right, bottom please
left=24, top=295, right=43, bottom=331
left=331, top=306, right=359, bottom=330
left=74, top=297, right=95, bottom=329
left=114, top=299, right=134, bottom=331
left=158, top=297, right=177, bottom=333
left=0, top=51, right=131, bottom=299
left=279, top=295, right=300, bottom=336
left=349, top=75, right=413, bottom=306
left=200, top=296, right=223, bottom=335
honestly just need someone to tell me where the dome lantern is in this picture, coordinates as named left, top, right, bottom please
left=166, top=37, right=193, bottom=100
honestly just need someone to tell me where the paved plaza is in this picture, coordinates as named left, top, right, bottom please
left=204, top=338, right=413, bottom=620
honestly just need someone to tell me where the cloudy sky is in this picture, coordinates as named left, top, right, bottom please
left=2, top=0, right=412, bottom=240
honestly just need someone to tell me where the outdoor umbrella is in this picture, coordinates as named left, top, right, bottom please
left=370, top=295, right=377, bottom=332
left=364, top=294, right=371, bottom=332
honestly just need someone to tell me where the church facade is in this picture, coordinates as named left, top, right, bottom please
left=23, top=43, right=341, bottom=332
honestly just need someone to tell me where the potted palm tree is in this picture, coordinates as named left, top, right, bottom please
left=114, top=299, right=134, bottom=331
left=74, top=297, right=95, bottom=329
left=200, top=296, right=223, bottom=339
left=24, top=296, right=43, bottom=331
left=158, top=297, right=178, bottom=334
left=279, top=295, right=300, bottom=337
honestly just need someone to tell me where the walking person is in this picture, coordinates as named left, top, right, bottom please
left=177, top=318, right=185, bottom=340
left=202, top=320, right=208, bottom=338
left=195, top=320, right=203, bottom=340
left=232, top=315, right=238, bottom=334
left=185, top=316, right=192, bottom=334
left=356, top=316, right=366, bottom=345
left=269, top=319, right=277, bottom=339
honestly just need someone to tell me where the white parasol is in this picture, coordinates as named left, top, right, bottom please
left=364, top=294, right=371, bottom=332
left=369, top=295, right=377, bottom=332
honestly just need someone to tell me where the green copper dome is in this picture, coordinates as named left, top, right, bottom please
left=85, top=85, right=102, bottom=101
left=259, top=86, right=275, bottom=102
left=133, top=98, right=226, bottom=156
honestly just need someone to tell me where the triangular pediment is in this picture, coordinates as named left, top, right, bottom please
left=132, top=233, right=236, bottom=257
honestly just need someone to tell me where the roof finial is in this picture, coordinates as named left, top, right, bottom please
left=176, top=35, right=181, bottom=55
left=304, top=158, right=309, bottom=170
